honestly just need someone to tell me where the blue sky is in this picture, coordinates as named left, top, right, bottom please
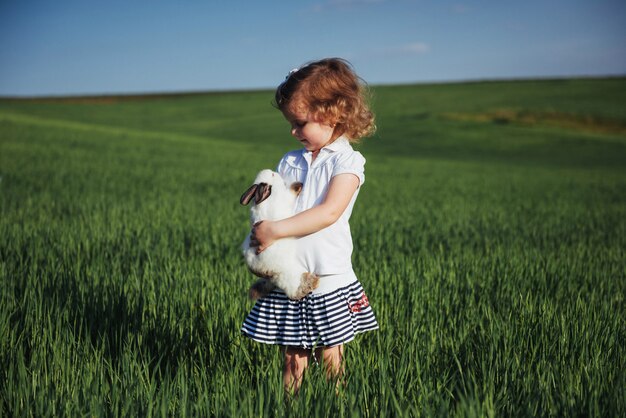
left=1, top=0, right=624, bottom=96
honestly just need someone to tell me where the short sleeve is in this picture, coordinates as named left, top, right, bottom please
left=276, top=154, right=288, bottom=176
left=332, top=151, right=366, bottom=186
left=276, top=150, right=305, bottom=186
left=276, top=150, right=299, bottom=177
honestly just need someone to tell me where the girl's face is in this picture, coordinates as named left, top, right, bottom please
left=284, top=109, right=337, bottom=155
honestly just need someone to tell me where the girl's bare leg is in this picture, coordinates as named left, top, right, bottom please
left=315, top=344, right=345, bottom=384
left=282, top=346, right=310, bottom=394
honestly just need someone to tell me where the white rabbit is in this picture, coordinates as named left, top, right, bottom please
left=240, top=169, right=319, bottom=300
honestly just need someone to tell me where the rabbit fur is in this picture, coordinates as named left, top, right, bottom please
left=240, top=169, right=319, bottom=300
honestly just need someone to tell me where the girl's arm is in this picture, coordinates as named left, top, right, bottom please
left=250, top=173, right=360, bottom=253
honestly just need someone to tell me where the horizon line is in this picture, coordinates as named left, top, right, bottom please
left=1, top=74, right=624, bottom=101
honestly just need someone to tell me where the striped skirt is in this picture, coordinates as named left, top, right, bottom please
left=241, top=280, right=378, bottom=348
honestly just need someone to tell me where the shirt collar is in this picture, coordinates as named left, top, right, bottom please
left=300, top=136, right=350, bottom=157
left=324, top=136, right=351, bottom=152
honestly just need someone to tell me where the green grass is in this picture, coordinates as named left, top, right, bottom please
left=1, top=78, right=625, bottom=416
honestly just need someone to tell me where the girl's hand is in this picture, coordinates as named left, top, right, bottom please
left=250, top=220, right=278, bottom=254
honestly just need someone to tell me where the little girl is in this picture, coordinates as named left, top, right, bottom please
left=240, top=58, right=379, bottom=394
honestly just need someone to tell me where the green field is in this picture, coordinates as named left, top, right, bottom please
left=1, top=78, right=625, bottom=416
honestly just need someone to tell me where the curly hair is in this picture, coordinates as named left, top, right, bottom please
left=274, top=58, right=376, bottom=142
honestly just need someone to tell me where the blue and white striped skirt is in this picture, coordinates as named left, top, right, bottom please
left=241, top=280, right=378, bottom=348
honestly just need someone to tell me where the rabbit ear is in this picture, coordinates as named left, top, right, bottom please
left=291, top=182, right=303, bottom=196
left=240, top=184, right=258, bottom=205
left=255, top=183, right=272, bottom=204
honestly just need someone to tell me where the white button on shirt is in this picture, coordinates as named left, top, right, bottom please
left=276, top=136, right=365, bottom=276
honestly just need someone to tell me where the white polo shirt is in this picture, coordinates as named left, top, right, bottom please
left=276, top=136, right=365, bottom=276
